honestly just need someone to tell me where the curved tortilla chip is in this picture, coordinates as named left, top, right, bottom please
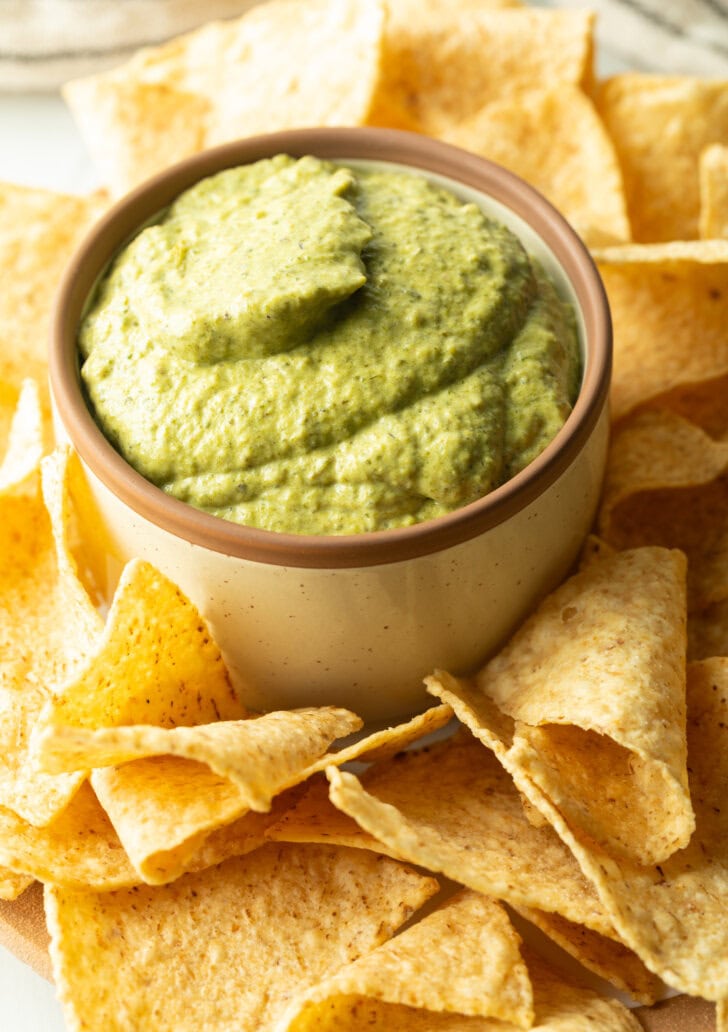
left=0, top=451, right=103, bottom=826
left=40, top=556, right=246, bottom=730
left=324, top=734, right=613, bottom=935
left=429, top=546, right=691, bottom=865
left=279, top=891, right=534, bottom=1030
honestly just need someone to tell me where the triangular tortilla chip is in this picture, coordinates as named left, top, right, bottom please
left=593, top=240, right=728, bottom=423
left=377, top=8, right=594, bottom=137
left=431, top=658, right=728, bottom=1001
left=429, top=546, right=692, bottom=866
left=64, top=0, right=388, bottom=196
left=598, top=411, right=728, bottom=611
left=0, top=869, right=33, bottom=902
left=39, top=556, right=246, bottom=730
left=597, top=74, right=728, bottom=241
left=45, top=844, right=439, bottom=1031
left=0, top=182, right=105, bottom=406
left=279, top=890, right=535, bottom=1029
left=441, top=85, right=630, bottom=247
left=324, top=734, right=614, bottom=935
left=41, top=709, right=362, bottom=884
left=0, top=451, right=103, bottom=826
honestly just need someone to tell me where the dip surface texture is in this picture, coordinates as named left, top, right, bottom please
left=79, top=155, right=580, bottom=534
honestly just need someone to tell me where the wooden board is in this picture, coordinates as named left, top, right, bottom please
left=0, top=885, right=716, bottom=1030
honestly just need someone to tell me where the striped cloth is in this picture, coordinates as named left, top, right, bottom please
left=543, top=0, right=728, bottom=76
left=0, top=0, right=261, bottom=90
left=1, top=0, right=727, bottom=91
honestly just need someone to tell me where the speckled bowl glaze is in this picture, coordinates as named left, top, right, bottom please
left=51, top=127, right=611, bottom=723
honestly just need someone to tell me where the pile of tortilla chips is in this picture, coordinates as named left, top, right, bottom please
left=1, top=0, right=728, bottom=1029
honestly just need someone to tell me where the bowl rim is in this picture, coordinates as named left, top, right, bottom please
left=50, top=126, right=612, bottom=570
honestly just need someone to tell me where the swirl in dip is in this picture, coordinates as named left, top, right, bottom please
left=79, top=155, right=580, bottom=534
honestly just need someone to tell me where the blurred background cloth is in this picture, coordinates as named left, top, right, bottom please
left=0, top=0, right=260, bottom=90
left=553, top=0, right=728, bottom=76
left=1, top=0, right=727, bottom=91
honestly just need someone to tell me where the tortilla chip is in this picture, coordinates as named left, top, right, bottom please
left=599, top=411, right=728, bottom=611
left=0, top=379, right=44, bottom=495
left=39, top=555, right=246, bottom=730
left=699, top=144, right=728, bottom=239
left=64, top=0, right=388, bottom=196
left=0, top=182, right=105, bottom=404
left=60, top=79, right=209, bottom=200
left=441, top=85, right=630, bottom=246
left=279, top=890, right=534, bottom=1029
left=593, top=240, right=728, bottom=423
left=324, top=734, right=613, bottom=935
left=36, top=706, right=358, bottom=785
left=281, top=950, right=641, bottom=1031
left=651, top=374, right=728, bottom=442
left=0, top=452, right=103, bottom=826
left=377, top=8, right=594, bottom=137
left=512, top=906, right=662, bottom=1006
left=0, top=782, right=138, bottom=890
left=37, top=709, right=362, bottom=884
left=430, top=546, right=691, bottom=866
left=45, top=844, right=439, bottom=1031
left=719, top=1000, right=727, bottom=1032
left=597, top=75, right=728, bottom=241
left=434, top=658, right=728, bottom=1001
left=0, top=869, right=33, bottom=902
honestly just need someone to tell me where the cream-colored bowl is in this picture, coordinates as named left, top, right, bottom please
left=51, top=128, right=611, bottom=723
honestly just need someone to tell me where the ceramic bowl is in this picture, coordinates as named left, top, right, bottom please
left=50, top=127, right=611, bottom=724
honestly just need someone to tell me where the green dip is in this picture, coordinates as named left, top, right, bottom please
left=79, top=155, right=580, bottom=535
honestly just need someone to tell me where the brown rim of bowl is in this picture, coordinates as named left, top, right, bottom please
left=51, top=127, right=611, bottom=570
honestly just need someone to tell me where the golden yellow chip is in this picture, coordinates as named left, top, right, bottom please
left=281, top=948, right=642, bottom=1031
left=0, top=869, right=33, bottom=902
left=37, top=708, right=361, bottom=885
left=597, top=74, right=728, bottom=241
left=377, top=7, right=594, bottom=137
left=0, top=379, right=44, bottom=495
left=598, top=411, right=728, bottom=611
left=0, top=183, right=105, bottom=404
left=0, top=451, right=103, bottom=827
left=46, top=844, right=439, bottom=1031
left=654, top=374, right=728, bottom=441
left=441, top=85, right=630, bottom=246
left=64, top=0, right=388, bottom=196
left=279, top=890, right=535, bottom=1029
left=699, top=143, right=728, bottom=239
left=593, top=240, right=728, bottom=423
left=0, top=782, right=138, bottom=890
left=511, top=907, right=662, bottom=1005
left=322, top=734, right=613, bottom=935
left=559, top=659, right=728, bottom=1001
left=40, top=555, right=246, bottom=730
left=429, top=546, right=692, bottom=866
